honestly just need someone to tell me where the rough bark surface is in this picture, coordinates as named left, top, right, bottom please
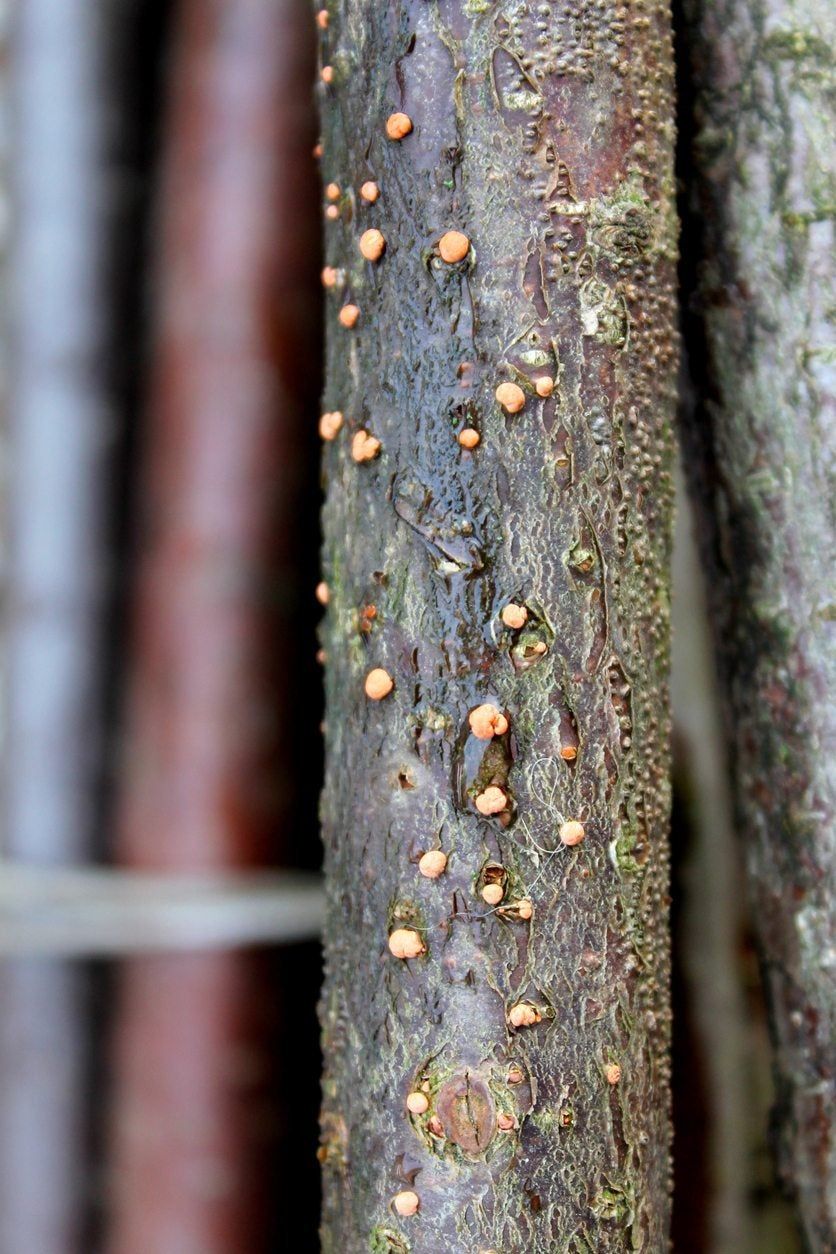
left=679, top=0, right=835, bottom=1246
left=317, top=2, right=679, bottom=1249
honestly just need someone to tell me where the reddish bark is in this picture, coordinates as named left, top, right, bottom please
left=106, top=1, right=320, bottom=1250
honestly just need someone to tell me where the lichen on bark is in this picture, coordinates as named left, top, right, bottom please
left=679, top=0, right=836, bottom=1246
left=316, top=1, right=679, bottom=1249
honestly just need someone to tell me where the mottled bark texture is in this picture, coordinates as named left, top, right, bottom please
left=317, top=2, right=679, bottom=1249
left=679, top=0, right=835, bottom=1246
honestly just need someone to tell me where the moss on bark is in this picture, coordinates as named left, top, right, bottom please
left=317, top=1, right=679, bottom=1248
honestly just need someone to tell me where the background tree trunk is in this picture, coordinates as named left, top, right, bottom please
left=679, top=0, right=836, bottom=1246
left=0, top=4, right=122, bottom=1248
left=106, top=1, right=322, bottom=1250
left=317, top=2, right=679, bottom=1249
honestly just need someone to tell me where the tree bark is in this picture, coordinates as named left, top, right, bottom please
left=106, top=1, right=321, bottom=1250
left=678, top=0, right=836, bottom=1246
left=317, top=2, right=679, bottom=1249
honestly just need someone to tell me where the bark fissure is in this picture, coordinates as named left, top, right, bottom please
left=318, top=2, right=678, bottom=1248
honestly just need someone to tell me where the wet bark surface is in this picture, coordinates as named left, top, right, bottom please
left=679, top=0, right=836, bottom=1246
left=317, top=2, right=679, bottom=1249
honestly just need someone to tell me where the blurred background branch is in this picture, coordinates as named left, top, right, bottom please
left=105, top=1, right=320, bottom=1251
left=0, top=867, right=323, bottom=956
